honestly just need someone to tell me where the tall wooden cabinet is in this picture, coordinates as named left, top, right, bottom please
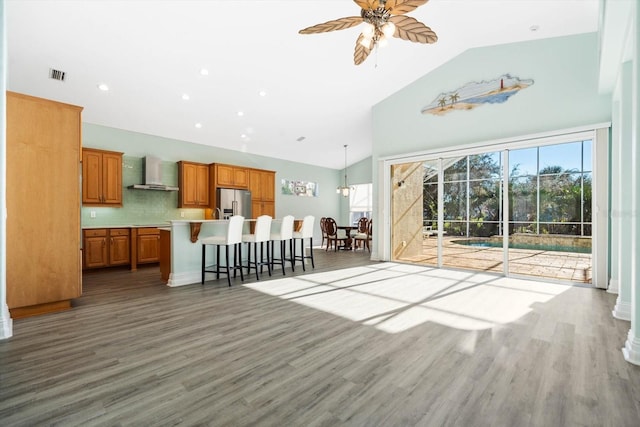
left=6, top=92, right=83, bottom=318
left=82, top=148, right=122, bottom=206
left=248, top=169, right=276, bottom=218
left=178, top=161, right=209, bottom=208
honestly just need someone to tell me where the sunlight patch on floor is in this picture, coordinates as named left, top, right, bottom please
left=243, top=262, right=571, bottom=334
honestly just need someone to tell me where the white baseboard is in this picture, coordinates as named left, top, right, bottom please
left=612, top=296, right=631, bottom=321
left=0, top=305, right=13, bottom=339
left=167, top=271, right=201, bottom=287
left=623, top=329, right=640, bottom=366
left=607, top=278, right=619, bottom=294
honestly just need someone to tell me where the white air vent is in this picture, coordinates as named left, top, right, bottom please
left=48, top=68, right=66, bottom=81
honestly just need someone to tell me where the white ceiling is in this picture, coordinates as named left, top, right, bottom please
left=6, top=0, right=600, bottom=169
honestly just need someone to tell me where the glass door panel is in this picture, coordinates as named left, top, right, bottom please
left=441, top=153, right=503, bottom=273
left=508, top=142, right=592, bottom=283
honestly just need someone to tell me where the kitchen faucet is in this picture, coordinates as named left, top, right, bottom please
left=215, top=207, right=222, bottom=219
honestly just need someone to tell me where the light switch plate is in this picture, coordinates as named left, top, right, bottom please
left=90, top=211, right=96, bottom=218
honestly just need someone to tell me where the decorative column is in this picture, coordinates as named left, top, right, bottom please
left=0, top=0, right=13, bottom=339
left=623, top=3, right=640, bottom=365
left=608, top=98, right=620, bottom=294
left=613, top=61, right=633, bottom=321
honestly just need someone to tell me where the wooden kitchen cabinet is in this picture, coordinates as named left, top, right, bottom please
left=83, top=229, right=108, bottom=268
left=136, top=228, right=160, bottom=264
left=249, top=169, right=276, bottom=218
left=82, top=148, right=123, bottom=207
left=83, top=228, right=130, bottom=269
left=215, top=164, right=248, bottom=188
left=109, top=229, right=131, bottom=266
left=178, top=161, right=210, bottom=208
left=7, top=92, right=83, bottom=318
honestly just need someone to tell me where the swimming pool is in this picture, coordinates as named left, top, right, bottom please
left=452, top=239, right=592, bottom=254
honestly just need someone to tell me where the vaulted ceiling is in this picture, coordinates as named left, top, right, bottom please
left=6, top=0, right=600, bottom=169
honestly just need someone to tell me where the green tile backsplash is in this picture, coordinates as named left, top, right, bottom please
left=80, top=156, right=205, bottom=227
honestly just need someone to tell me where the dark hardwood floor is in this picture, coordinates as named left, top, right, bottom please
left=1, top=247, right=639, bottom=426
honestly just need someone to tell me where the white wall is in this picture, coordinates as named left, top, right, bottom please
left=0, top=0, right=13, bottom=339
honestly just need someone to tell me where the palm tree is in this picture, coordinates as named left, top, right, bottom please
left=449, top=92, right=460, bottom=104
left=438, top=98, right=447, bottom=108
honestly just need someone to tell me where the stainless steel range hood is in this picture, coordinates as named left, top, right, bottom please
left=128, top=156, right=179, bottom=191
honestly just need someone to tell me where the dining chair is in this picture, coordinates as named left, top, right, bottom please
left=352, top=217, right=369, bottom=249
left=354, top=218, right=372, bottom=252
left=201, top=215, right=245, bottom=287
left=292, top=215, right=315, bottom=271
left=324, top=217, right=348, bottom=251
left=270, top=215, right=295, bottom=275
left=319, top=217, right=327, bottom=248
left=242, top=215, right=272, bottom=280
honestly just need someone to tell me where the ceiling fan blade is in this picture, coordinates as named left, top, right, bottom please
left=354, top=0, right=380, bottom=10
left=386, top=0, right=429, bottom=15
left=389, top=15, right=438, bottom=43
left=354, top=34, right=373, bottom=65
left=299, top=16, right=363, bottom=34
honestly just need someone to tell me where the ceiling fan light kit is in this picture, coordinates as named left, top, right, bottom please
left=299, top=0, right=438, bottom=65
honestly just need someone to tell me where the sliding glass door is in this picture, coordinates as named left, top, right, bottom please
left=390, top=138, right=593, bottom=284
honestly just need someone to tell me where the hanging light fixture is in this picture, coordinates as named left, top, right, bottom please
left=337, top=144, right=353, bottom=197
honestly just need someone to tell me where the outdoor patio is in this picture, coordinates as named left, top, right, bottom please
left=397, top=236, right=592, bottom=284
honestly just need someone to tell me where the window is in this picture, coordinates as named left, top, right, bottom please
left=349, top=183, right=372, bottom=226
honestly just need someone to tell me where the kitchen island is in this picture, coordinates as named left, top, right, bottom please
left=163, top=219, right=290, bottom=287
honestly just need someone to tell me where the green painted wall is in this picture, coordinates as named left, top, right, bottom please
left=81, top=123, right=344, bottom=228
left=372, top=33, right=611, bottom=161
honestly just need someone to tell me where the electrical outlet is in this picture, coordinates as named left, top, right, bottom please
left=90, top=211, right=96, bottom=218
left=180, top=211, right=185, bottom=218
left=402, top=240, right=407, bottom=247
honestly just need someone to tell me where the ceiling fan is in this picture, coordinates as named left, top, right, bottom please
left=299, top=0, right=438, bottom=65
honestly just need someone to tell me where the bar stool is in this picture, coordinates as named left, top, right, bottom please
left=270, top=215, right=295, bottom=275
left=201, top=215, right=244, bottom=287
left=292, top=215, right=315, bottom=271
left=242, top=215, right=272, bottom=280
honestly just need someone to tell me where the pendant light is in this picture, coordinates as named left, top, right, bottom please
left=337, top=144, right=353, bottom=197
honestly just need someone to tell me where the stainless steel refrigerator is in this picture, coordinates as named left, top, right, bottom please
left=216, top=188, right=252, bottom=219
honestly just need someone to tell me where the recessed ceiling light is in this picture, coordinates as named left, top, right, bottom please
left=240, top=134, right=247, bottom=139
left=529, top=25, right=539, bottom=32
left=97, top=83, right=109, bottom=91
left=259, top=90, right=267, bottom=97
left=182, top=93, right=190, bottom=100
left=200, top=68, right=209, bottom=76
left=237, top=111, right=244, bottom=117
left=195, top=123, right=202, bottom=129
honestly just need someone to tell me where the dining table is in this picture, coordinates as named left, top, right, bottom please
left=336, top=225, right=355, bottom=250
